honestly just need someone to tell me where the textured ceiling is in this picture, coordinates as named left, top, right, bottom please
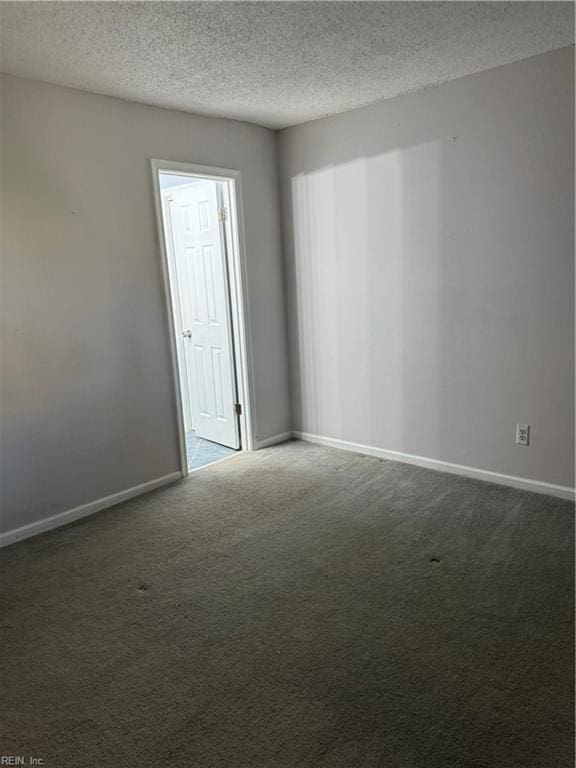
left=0, top=2, right=573, bottom=129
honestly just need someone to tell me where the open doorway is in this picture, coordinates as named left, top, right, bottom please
left=151, top=161, right=254, bottom=474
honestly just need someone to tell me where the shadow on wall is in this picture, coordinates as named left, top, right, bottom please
left=282, top=49, right=574, bottom=486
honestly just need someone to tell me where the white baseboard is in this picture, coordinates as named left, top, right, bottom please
left=255, top=431, right=293, bottom=450
left=293, top=431, right=575, bottom=502
left=0, top=472, right=182, bottom=548
left=3, top=433, right=572, bottom=549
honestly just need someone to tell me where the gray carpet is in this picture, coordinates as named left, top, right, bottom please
left=0, top=441, right=573, bottom=768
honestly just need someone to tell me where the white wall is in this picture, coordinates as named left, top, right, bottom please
left=159, top=173, right=202, bottom=189
left=279, top=47, right=574, bottom=490
left=0, top=74, right=291, bottom=534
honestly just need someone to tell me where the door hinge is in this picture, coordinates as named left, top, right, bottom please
left=234, top=402, right=242, bottom=416
left=218, top=207, right=228, bottom=222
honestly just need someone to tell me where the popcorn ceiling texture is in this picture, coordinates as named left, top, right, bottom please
left=0, top=1, right=573, bottom=128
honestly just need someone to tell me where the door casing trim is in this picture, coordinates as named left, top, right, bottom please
left=151, top=159, right=257, bottom=477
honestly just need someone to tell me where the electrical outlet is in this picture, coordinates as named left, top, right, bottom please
left=516, top=424, right=530, bottom=446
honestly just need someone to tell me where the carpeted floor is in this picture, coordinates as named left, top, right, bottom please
left=0, top=441, right=573, bottom=768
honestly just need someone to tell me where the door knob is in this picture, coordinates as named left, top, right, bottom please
left=182, top=330, right=192, bottom=338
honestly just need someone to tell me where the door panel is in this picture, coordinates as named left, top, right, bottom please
left=168, top=180, right=240, bottom=449
left=162, top=196, right=194, bottom=433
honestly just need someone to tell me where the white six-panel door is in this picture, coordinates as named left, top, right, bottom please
left=165, top=181, right=240, bottom=449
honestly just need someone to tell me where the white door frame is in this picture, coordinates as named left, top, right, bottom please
left=151, top=159, right=257, bottom=477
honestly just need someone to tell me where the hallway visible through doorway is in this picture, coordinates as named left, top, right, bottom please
left=185, top=432, right=234, bottom=471
left=154, top=163, right=248, bottom=473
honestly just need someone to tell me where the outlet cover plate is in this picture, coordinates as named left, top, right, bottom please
left=516, top=424, right=530, bottom=446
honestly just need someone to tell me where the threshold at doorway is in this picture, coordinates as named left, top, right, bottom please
left=186, top=431, right=236, bottom=471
